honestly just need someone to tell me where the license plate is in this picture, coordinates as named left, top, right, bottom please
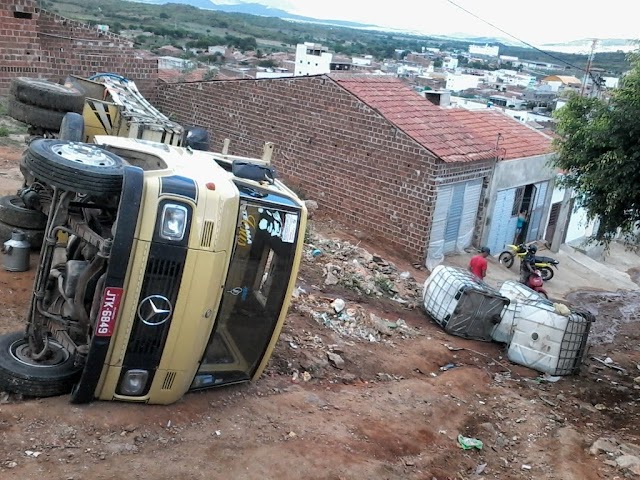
left=95, top=287, right=124, bottom=337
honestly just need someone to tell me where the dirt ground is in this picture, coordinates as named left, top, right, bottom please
left=0, top=137, right=639, bottom=479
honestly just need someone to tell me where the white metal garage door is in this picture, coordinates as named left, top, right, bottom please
left=426, top=179, right=483, bottom=269
left=486, top=188, right=518, bottom=255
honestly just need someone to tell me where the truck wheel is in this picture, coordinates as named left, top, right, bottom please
left=59, top=112, right=85, bottom=142
left=0, top=195, right=47, bottom=229
left=10, top=77, right=85, bottom=113
left=0, top=332, right=82, bottom=397
left=8, top=96, right=66, bottom=131
left=0, top=220, right=44, bottom=249
left=539, top=267, right=554, bottom=281
left=498, top=251, right=514, bottom=268
left=23, top=139, right=125, bottom=196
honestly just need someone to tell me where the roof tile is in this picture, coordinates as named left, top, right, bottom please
left=333, top=76, right=552, bottom=163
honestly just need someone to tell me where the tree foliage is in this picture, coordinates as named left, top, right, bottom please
left=552, top=49, right=640, bottom=243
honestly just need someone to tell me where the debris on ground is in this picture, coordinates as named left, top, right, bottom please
left=458, top=434, right=483, bottom=450
left=590, top=437, right=640, bottom=476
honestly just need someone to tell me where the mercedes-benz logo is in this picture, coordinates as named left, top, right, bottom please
left=137, top=295, right=173, bottom=326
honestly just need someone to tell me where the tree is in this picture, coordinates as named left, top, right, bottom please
left=552, top=48, right=640, bottom=244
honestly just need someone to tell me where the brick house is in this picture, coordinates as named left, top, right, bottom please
left=156, top=75, right=500, bottom=262
left=157, top=75, right=554, bottom=264
left=0, top=0, right=158, bottom=99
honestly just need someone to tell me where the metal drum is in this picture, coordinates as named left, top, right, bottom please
left=3, top=230, right=31, bottom=272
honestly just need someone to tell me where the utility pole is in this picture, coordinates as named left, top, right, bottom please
left=580, top=38, right=598, bottom=97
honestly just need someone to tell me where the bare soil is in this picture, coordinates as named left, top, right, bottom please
left=0, top=144, right=638, bottom=480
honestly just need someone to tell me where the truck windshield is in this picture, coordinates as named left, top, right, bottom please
left=194, top=190, right=301, bottom=387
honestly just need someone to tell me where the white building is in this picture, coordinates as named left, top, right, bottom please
left=445, top=73, right=480, bottom=92
left=499, top=55, right=518, bottom=62
left=158, top=56, right=194, bottom=70
left=295, top=42, right=332, bottom=76
left=352, top=55, right=372, bottom=66
left=494, top=69, right=536, bottom=88
left=469, top=44, right=499, bottom=57
left=397, top=65, right=423, bottom=76
left=443, top=57, right=459, bottom=70
left=603, top=76, right=620, bottom=89
left=208, top=45, right=226, bottom=55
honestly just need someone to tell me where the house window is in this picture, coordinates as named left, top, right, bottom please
left=13, top=11, right=32, bottom=19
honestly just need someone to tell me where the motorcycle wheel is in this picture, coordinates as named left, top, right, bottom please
left=499, top=251, right=514, bottom=268
left=539, top=267, right=554, bottom=281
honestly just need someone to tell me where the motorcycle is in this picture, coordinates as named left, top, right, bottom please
left=525, top=269, right=548, bottom=299
left=498, top=243, right=559, bottom=281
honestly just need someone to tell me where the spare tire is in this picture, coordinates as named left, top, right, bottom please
left=23, top=139, right=125, bottom=196
left=8, top=97, right=66, bottom=131
left=10, top=77, right=85, bottom=113
left=0, top=332, right=82, bottom=398
left=59, top=112, right=85, bottom=142
left=0, top=195, right=47, bottom=229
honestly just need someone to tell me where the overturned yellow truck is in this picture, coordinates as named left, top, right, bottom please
left=0, top=120, right=307, bottom=404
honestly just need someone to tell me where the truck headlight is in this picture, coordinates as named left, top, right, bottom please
left=119, top=369, right=149, bottom=396
left=160, top=203, right=188, bottom=241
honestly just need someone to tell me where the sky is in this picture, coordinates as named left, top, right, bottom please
left=223, top=0, right=639, bottom=48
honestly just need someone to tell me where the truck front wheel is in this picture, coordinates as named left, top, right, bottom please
left=0, top=332, right=82, bottom=397
left=23, top=139, right=125, bottom=196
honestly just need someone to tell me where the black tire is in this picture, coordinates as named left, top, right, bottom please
left=0, top=332, right=82, bottom=397
left=23, top=139, right=125, bottom=196
left=539, top=266, right=554, bottom=281
left=0, top=195, right=47, bottom=229
left=59, top=112, right=85, bottom=142
left=0, top=220, right=44, bottom=249
left=7, top=96, right=66, bottom=131
left=498, top=251, right=514, bottom=268
left=10, top=77, right=85, bottom=113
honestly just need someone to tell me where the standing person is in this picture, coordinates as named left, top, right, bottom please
left=515, top=211, right=527, bottom=243
left=520, top=244, right=537, bottom=284
left=468, top=247, right=490, bottom=281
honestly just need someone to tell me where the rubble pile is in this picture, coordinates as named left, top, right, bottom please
left=303, top=233, right=422, bottom=306
left=293, top=294, right=419, bottom=342
left=290, top=231, right=422, bottom=342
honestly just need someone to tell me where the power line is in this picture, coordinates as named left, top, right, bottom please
left=445, top=0, right=599, bottom=81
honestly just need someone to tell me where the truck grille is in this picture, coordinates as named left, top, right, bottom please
left=123, top=243, right=186, bottom=369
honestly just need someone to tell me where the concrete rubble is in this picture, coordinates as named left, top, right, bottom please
left=291, top=231, right=422, bottom=343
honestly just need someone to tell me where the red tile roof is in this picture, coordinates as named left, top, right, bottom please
left=447, top=109, right=552, bottom=160
left=332, top=76, right=551, bottom=163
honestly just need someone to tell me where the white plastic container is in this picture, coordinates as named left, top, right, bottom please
left=507, top=303, right=593, bottom=375
left=491, top=280, right=552, bottom=344
left=422, top=265, right=509, bottom=341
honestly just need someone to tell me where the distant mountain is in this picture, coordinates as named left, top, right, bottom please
left=541, top=38, right=635, bottom=48
left=123, top=0, right=378, bottom=29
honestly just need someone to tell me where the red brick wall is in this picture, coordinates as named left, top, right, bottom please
left=156, top=75, right=490, bottom=261
left=0, top=1, right=158, bottom=101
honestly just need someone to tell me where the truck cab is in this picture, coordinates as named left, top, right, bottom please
left=0, top=135, right=306, bottom=404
